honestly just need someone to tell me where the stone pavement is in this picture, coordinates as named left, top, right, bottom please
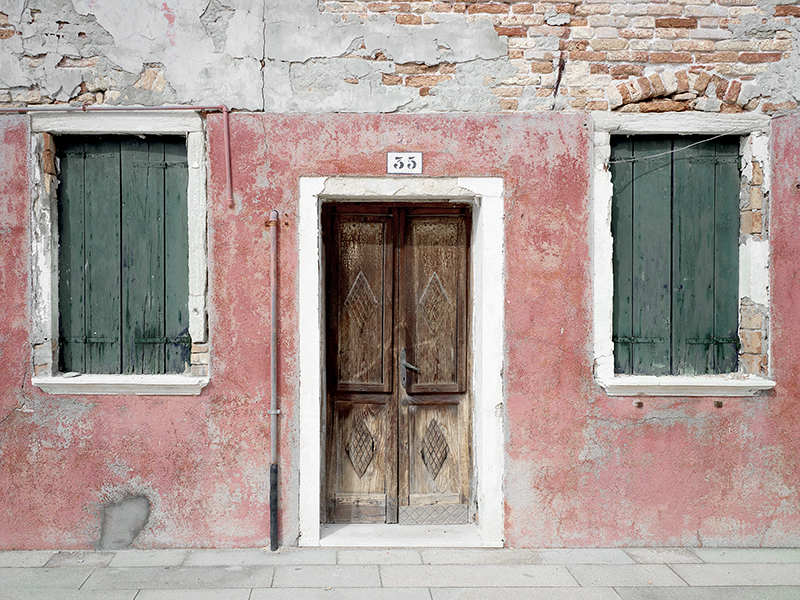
left=2, top=546, right=800, bottom=600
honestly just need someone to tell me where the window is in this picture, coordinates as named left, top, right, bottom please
left=30, top=112, right=208, bottom=395
left=610, top=136, right=739, bottom=376
left=591, top=113, right=774, bottom=396
left=57, top=136, right=190, bottom=375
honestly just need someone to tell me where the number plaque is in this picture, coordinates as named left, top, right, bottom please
left=387, top=152, right=423, bottom=175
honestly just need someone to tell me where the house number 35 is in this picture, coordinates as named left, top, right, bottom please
left=387, top=152, right=423, bottom=175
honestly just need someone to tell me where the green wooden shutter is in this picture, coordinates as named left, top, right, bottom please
left=57, top=136, right=189, bottom=375
left=611, top=136, right=739, bottom=375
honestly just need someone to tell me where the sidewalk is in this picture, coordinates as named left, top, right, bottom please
left=2, top=546, right=800, bottom=599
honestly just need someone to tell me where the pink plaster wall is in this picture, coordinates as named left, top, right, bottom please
left=1, top=113, right=799, bottom=549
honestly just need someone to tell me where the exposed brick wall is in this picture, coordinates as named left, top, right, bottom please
left=323, top=0, right=798, bottom=114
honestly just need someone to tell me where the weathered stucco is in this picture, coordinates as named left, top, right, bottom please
left=1, top=0, right=799, bottom=113
left=3, top=112, right=800, bottom=548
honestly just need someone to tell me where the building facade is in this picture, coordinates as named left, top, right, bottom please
left=1, top=0, right=800, bottom=549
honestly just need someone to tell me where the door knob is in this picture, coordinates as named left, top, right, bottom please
left=399, top=348, right=420, bottom=389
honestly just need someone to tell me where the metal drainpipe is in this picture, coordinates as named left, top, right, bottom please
left=267, top=209, right=280, bottom=551
left=0, top=104, right=234, bottom=209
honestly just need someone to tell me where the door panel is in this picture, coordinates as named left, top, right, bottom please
left=325, top=204, right=471, bottom=525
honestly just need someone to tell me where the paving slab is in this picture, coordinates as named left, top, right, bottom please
left=615, top=587, right=800, bottom=600
left=671, top=563, right=800, bottom=586
left=0, top=567, right=94, bottom=589
left=337, top=549, right=422, bottom=564
left=184, top=548, right=337, bottom=566
left=624, top=549, right=703, bottom=564
left=431, top=588, right=624, bottom=600
left=135, top=590, right=251, bottom=600
left=252, top=589, right=433, bottom=600
left=0, top=551, right=57, bottom=568
left=692, top=548, right=800, bottom=563
left=0, top=591, right=136, bottom=600
left=420, top=548, right=544, bottom=564
left=272, top=565, right=381, bottom=588
left=45, top=551, right=114, bottom=567
left=540, top=549, right=636, bottom=565
left=380, top=564, right=578, bottom=587
left=81, top=565, right=275, bottom=590
left=568, top=564, right=688, bottom=587
left=109, top=549, right=189, bottom=567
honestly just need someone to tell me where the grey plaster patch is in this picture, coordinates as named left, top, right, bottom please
left=284, top=58, right=415, bottom=113
left=264, top=0, right=504, bottom=66
left=96, top=494, right=151, bottom=550
left=416, top=58, right=516, bottom=112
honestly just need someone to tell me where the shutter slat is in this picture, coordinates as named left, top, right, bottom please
left=714, top=139, right=741, bottom=373
left=84, top=139, right=122, bottom=373
left=631, top=138, right=672, bottom=375
left=122, top=139, right=166, bottom=374
left=163, top=139, right=191, bottom=373
left=611, top=139, right=634, bottom=374
left=57, top=139, right=87, bottom=372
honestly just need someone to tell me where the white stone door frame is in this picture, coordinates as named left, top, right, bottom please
left=297, top=177, right=505, bottom=547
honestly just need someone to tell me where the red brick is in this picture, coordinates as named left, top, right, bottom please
left=556, top=4, right=576, bottom=15
left=617, top=83, right=633, bottom=104
left=591, top=64, right=610, bottom=74
left=723, top=79, right=741, bottom=103
left=508, top=49, right=524, bottom=59
left=499, top=98, right=518, bottom=110
left=467, top=3, right=509, bottom=14
left=531, top=61, right=555, bottom=73
left=606, top=51, right=648, bottom=62
left=382, top=73, right=402, bottom=85
left=562, top=40, right=589, bottom=51
left=570, top=51, right=606, bottom=61
left=676, top=70, right=690, bottom=92
left=739, top=52, right=783, bottom=63
left=395, top=63, right=437, bottom=74
left=570, top=17, right=588, bottom=26
left=701, top=52, right=739, bottom=63
left=655, top=17, right=697, bottom=28
left=711, top=75, right=728, bottom=99
left=775, top=5, right=800, bottom=17
left=586, top=100, right=609, bottom=110
left=495, top=25, right=528, bottom=36
left=762, top=100, right=799, bottom=113
left=404, top=74, right=452, bottom=87
left=720, top=103, right=745, bottom=113
left=650, top=52, right=692, bottom=63
left=434, top=3, right=452, bottom=12
left=396, top=14, right=422, bottom=24
left=648, top=73, right=666, bottom=96
left=620, top=29, right=654, bottom=39
left=639, top=99, right=690, bottom=112
left=512, top=3, right=536, bottom=14
left=636, top=76, right=653, bottom=98
left=368, top=2, right=410, bottom=12
left=694, top=71, right=712, bottom=93
left=610, top=64, right=645, bottom=78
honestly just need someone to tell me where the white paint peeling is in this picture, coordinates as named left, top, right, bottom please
left=740, top=237, right=770, bottom=306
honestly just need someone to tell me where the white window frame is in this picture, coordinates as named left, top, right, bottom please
left=592, top=113, right=776, bottom=397
left=297, top=176, right=505, bottom=547
left=30, top=112, right=209, bottom=395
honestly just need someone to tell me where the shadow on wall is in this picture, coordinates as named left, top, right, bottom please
left=96, top=494, right=151, bottom=550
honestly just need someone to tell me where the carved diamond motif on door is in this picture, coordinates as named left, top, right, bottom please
left=420, top=418, right=449, bottom=479
left=344, top=271, right=378, bottom=330
left=346, top=417, right=375, bottom=478
left=419, top=272, right=450, bottom=334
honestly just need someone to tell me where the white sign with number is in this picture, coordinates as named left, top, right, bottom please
left=387, top=152, right=422, bottom=175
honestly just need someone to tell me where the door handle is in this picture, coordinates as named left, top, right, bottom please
left=399, top=348, right=420, bottom=391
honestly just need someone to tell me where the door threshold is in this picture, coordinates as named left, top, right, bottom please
left=316, top=524, right=501, bottom=548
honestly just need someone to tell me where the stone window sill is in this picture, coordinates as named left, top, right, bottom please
left=32, top=374, right=209, bottom=396
left=598, top=375, right=775, bottom=397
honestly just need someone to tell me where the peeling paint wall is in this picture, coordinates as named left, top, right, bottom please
left=1, top=0, right=798, bottom=113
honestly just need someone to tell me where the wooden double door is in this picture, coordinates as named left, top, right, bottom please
left=325, top=204, right=472, bottom=525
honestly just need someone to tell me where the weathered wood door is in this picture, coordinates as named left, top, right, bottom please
left=325, top=204, right=471, bottom=525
